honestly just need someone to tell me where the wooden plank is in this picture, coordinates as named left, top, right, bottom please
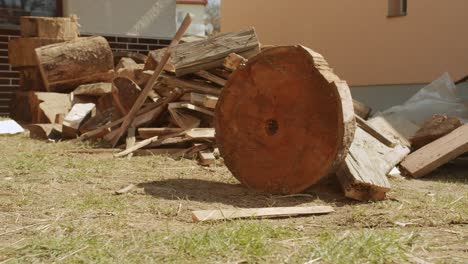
left=109, top=14, right=192, bottom=147
left=400, top=124, right=468, bottom=178
left=355, top=114, right=396, bottom=147
left=191, top=206, right=334, bottom=222
left=169, top=102, right=215, bottom=117
left=79, top=101, right=162, bottom=141
left=145, top=28, right=260, bottom=76
left=195, top=70, right=227, bottom=86
left=190, top=93, right=218, bottom=109
left=138, top=128, right=185, bottom=139
left=353, top=99, right=372, bottom=120
left=114, top=131, right=187, bottom=158
left=185, top=128, right=215, bottom=140
left=223, top=53, right=247, bottom=71
left=161, top=76, right=222, bottom=96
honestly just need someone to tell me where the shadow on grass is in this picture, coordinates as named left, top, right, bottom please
left=137, top=176, right=354, bottom=208
left=419, top=162, right=468, bottom=184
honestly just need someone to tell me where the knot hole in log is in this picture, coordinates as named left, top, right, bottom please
left=266, top=119, right=279, bottom=135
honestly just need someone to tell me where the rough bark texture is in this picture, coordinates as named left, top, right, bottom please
left=144, top=28, right=260, bottom=76
left=20, top=16, right=79, bottom=40
left=35, top=37, right=115, bottom=92
left=215, top=46, right=356, bottom=194
left=10, top=91, right=71, bottom=124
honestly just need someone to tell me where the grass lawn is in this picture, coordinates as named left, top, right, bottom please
left=0, top=134, right=466, bottom=263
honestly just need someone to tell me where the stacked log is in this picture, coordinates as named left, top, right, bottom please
left=9, top=16, right=79, bottom=123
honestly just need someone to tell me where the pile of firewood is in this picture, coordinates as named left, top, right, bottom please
left=9, top=16, right=259, bottom=166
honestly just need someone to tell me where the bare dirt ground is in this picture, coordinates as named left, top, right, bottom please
left=0, top=134, right=466, bottom=263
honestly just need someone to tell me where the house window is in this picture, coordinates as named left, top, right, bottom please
left=0, top=0, right=62, bottom=28
left=388, top=0, right=407, bottom=17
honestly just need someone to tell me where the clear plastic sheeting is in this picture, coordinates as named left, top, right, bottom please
left=0, top=120, right=25, bottom=135
left=381, top=73, right=468, bottom=139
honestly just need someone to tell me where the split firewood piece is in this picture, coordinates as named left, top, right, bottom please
left=62, top=103, right=96, bottom=139
left=26, top=124, right=61, bottom=140
left=185, top=128, right=215, bottom=140
left=353, top=99, right=372, bottom=120
left=79, top=108, right=114, bottom=134
left=126, top=127, right=136, bottom=160
left=113, top=51, right=147, bottom=65
left=144, top=28, right=260, bottom=76
left=79, top=101, right=163, bottom=141
left=8, top=38, right=63, bottom=68
left=138, top=128, right=185, bottom=139
left=195, top=70, right=227, bottom=86
left=109, top=14, right=193, bottom=147
left=146, top=136, right=191, bottom=148
left=400, top=124, right=468, bottom=178
left=112, top=77, right=142, bottom=115
left=223, top=53, right=247, bottom=71
left=73, top=83, right=112, bottom=97
left=192, top=206, right=334, bottom=222
left=20, top=16, right=79, bottom=40
left=103, top=101, right=171, bottom=143
left=10, top=91, right=71, bottom=124
left=161, top=76, right=222, bottom=96
left=410, top=115, right=462, bottom=150
left=337, top=127, right=409, bottom=201
left=355, top=114, right=396, bottom=147
left=115, top=57, right=145, bottom=82
left=169, top=102, right=215, bottom=117
left=168, top=107, right=201, bottom=129
left=35, top=36, right=115, bottom=92
left=125, top=88, right=182, bottom=128
left=114, top=131, right=186, bottom=158
left=198, top=150, right=216, bottom=166
left=190, top=93, right=218, bottom=109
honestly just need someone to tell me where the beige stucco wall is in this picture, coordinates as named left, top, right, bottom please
left=221, top=0, right=468, bottom=86
left=63, top=0, right=176, bottom=39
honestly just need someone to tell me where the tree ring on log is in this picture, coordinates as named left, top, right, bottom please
left=215, top=46, right=356, bottom=194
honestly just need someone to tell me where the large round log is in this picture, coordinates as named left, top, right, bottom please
left=215, top=46, right=356, bottom=194
left=35, top=36, right=115, bottom=93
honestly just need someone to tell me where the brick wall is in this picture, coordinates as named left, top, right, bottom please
left=0, top=28, right=20, bottom=116
left=0, top=28, right=169, bottom=117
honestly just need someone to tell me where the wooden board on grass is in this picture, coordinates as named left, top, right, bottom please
left=192, top=206, right=334, bottom=222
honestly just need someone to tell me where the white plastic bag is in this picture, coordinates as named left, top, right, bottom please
left=381, top=73, right=468, bottom=138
